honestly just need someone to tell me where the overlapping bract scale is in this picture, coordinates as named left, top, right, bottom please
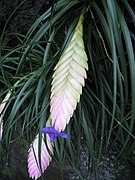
left=51, top=14, right=88, bottom=132
left=28, top=134, right=53, bottom=179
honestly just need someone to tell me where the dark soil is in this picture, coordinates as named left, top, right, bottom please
left=0, top=0, right=51, bottom=34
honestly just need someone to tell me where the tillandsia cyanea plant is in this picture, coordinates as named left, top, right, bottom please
left=27, top=12, right=88, bottom=179
left=0, top=0, right=135, bottom=179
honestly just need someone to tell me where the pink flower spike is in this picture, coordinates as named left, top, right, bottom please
left=28, top=134, right=53, bottom=179
left=50, top=13, right=88, bottom=132
left=0, top=116, right=3, bottom=141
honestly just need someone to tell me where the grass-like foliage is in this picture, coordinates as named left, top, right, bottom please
left=0, top=0, right=135, bottom=179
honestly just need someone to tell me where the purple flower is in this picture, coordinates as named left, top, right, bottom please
left=42, top=127, right=69, bottom=142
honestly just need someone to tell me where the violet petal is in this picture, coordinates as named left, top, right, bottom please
left=42, top=127, right=69, bottom=142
